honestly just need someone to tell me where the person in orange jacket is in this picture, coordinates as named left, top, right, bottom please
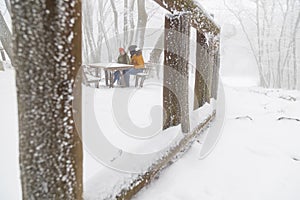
left=124, top=48, right=145, bottom=87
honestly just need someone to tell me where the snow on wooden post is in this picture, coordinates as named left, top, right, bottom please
left=163, top=13, right=191, bottom=133
left=194, top=31, right=209, bottom=109
left=207, top=36, right=214, bottom=101
left=11, top=0, right=83, bottom=199
left=0, top=48, right=6, bottom=61
left=212, top=37, right=220, bottom=100
left=152, top=0, right=220, bottom=35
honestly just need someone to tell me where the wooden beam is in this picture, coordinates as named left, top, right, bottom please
left=152, top=0, right=220, bottom=35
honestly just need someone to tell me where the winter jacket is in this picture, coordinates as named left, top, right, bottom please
left=118, top=53, right=130, bottom=65
left=131, top=54, right=145, bottom=69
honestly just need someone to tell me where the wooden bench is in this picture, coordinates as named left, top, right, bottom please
left=82, top=65, right=101, bottom=87
left=0, top=62, right=4, bottom=71
left=135, top=67, right=154, bottom=88
left=0, top=48, right=6, bottom=71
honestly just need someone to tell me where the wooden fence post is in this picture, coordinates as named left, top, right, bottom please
left=194, top=31, right=210, bottom=109
left=212, top=37, right=220, bottom=100
left=163, top=13, right=191, bottom=133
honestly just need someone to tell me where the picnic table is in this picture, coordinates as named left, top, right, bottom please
left=87, top=63, right=134, bottom=88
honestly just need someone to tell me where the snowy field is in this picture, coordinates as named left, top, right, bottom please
left=134, top=80, right=300, bottom=200
left=1, top=69, right=300, bottom=199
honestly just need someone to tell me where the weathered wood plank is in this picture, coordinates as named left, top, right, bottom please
left=152, top=0, right=220, bottom=35
left=163, top=13, right=191, bottom=133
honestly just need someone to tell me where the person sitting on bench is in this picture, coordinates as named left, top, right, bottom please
left=124, top=48, right=145, bottom=87
left=113, top=47, right=130, bottom=84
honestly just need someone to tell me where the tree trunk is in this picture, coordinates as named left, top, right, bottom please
left=128, top=0, right=136, bottom=47
left=124, top=0, right=129, bottom=47
left=135, top=0, right=148, bottom=49
left=292, top=11, right=300, bottom=89
left=99, top=1, right=113, bottom=62
left=163, top=13, right=190, bottom=133
left=123, top=0, right=136, bottom=49
left=149, top=32, right=164, bottom=79
left=82, top=1, right=97, bottom=63
left=11, top=0, right=83, bottom=199
left=110, top=0, right=121, bottom=47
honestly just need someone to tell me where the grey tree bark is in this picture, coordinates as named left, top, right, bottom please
left=292, top=11, right=300, bottom=89
left=149, top=32, right=164, bottom=79
left=110, top=0, right=121, bottom=48
left=11, top=0, right=83, bottom=199
left=82, top=0, right=97, bottom=63
left=123, top=0, right=136, bottom=49
left=99, top=1, right=113, bottom=62
left=135, top=0, right=148, bottom=49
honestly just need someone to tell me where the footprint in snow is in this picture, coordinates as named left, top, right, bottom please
left=291, top=156, right=300, bottom=162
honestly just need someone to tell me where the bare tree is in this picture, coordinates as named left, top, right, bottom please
left=82, top=0, right=97, bottom=63
left=135, top=0, right=148, bottom=49
left=99, top=0, right=113, bottom=62
left=149, top=32, right=164, bottom=78
left=110, top=0, right=121, bottom=47
left=11, top=0, right=83, bottom=199
left=224, top=0, right=300, bottom=89
left=292, top=10, right=300, bottom=89
left=224, top=0, right=268, bottom=87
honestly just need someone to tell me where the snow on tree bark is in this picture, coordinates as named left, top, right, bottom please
left=163, top=13, right=190, bottom=133
left=11, top=0, right=83, bottom=199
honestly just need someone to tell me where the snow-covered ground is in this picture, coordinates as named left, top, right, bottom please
left=1, top=68, right=300, bottom=200
left=0, top=69, right=21, bottom=200
left=0, top=68, right=215, bottom=199
left=134, top=80, right=300, bottom=200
